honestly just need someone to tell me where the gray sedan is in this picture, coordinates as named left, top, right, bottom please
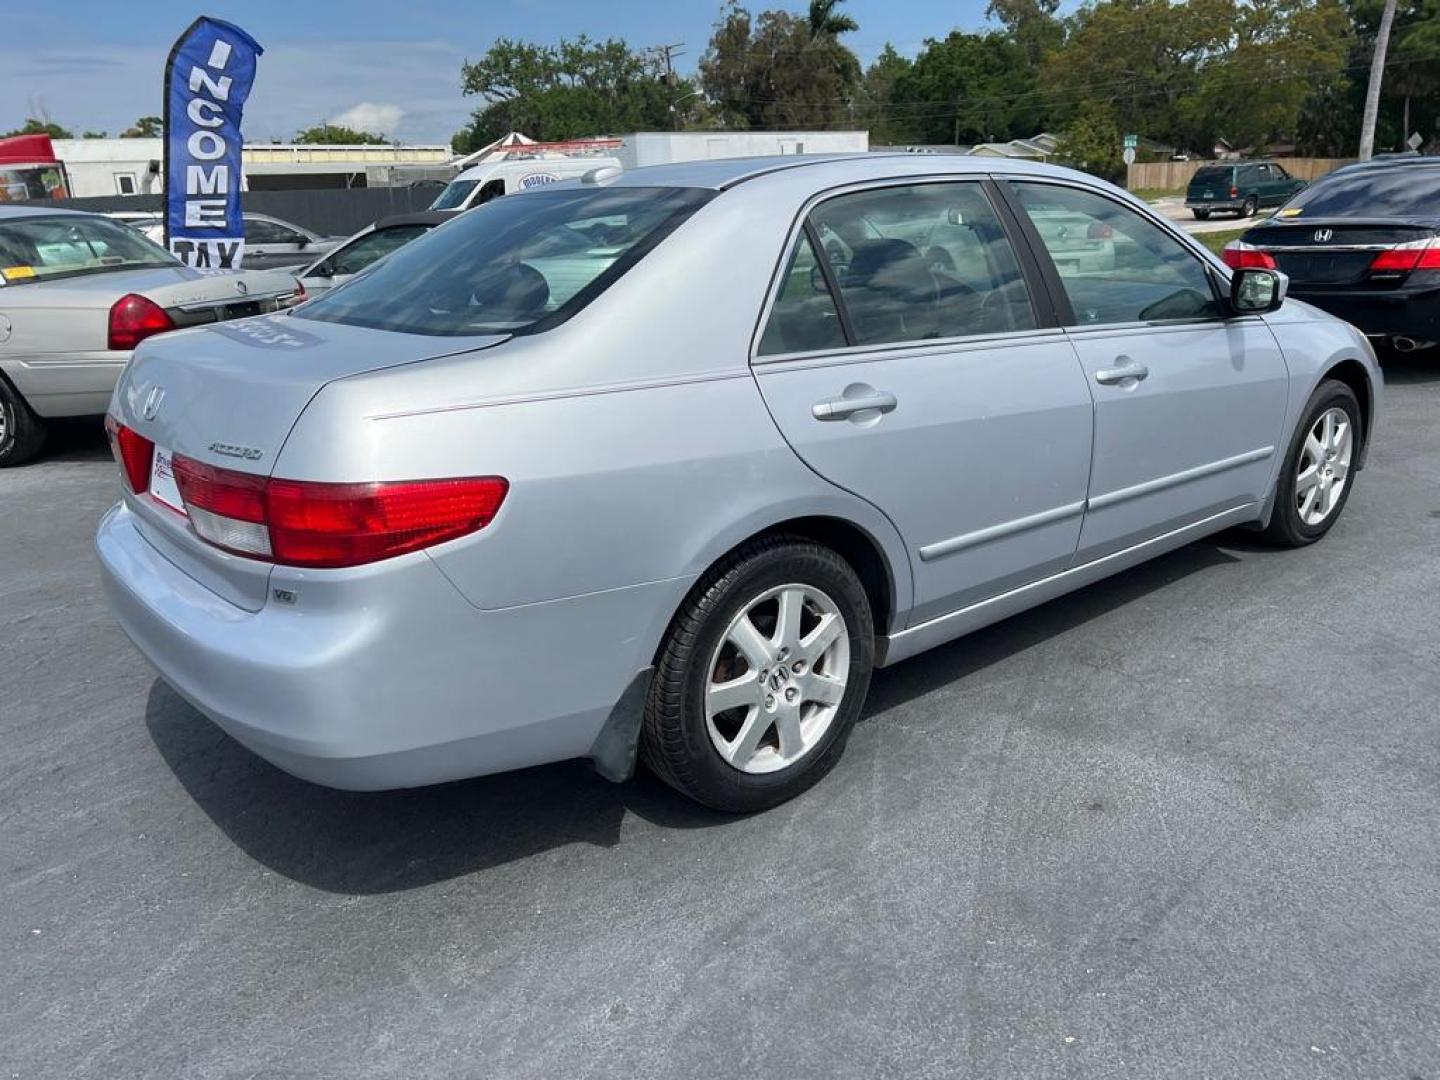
left=0, top=206, right=301, bottom=466
left=97, top=155, right=1381, bottom=812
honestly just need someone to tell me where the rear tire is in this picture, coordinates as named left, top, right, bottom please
left=1263, top=379, right=1361, bottom=547
left=0, top=378, right=46, bottom=468
left=1192, top=208, right=1211, bottom=220
left=640, top=536, right=874, bottom=812
left=1241, top=196, right=1259, bottom=218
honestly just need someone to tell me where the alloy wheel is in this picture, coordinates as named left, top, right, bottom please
left=1296, top=406, right=1352, bottom=526
left=704, top=583, right=850, bottom=775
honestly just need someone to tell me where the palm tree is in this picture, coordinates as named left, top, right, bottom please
left=808, top=0, right=859, bottom=38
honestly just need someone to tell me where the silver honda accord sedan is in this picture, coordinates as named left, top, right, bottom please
left=97, top=155, right=1381, bottom=812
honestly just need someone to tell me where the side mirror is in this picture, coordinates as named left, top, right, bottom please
left=1230, top=267, right=1286, bottom=314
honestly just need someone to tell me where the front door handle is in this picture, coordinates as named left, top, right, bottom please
left=1095, top=362, right=1150, bottom=386
left=812, top=388, right=898, bottom=421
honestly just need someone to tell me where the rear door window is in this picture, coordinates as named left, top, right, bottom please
left=806, top=182, right=1036, bottom=346
left=1014, top=182, right=1222, bottom=326
left=758, top=232, right=847, bottom=355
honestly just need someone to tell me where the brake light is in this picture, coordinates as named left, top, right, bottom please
left=171, top=455, right=508, bottom=568
left=1221, top=241, right=1277, bottom=270
left=1229, top=186, right=1240, bottom=198
left=1086, top=221, right=1114, bottom=240
left=1369, top=239, right=1440, bottom=274
left=104, top=414, right=155, bottom=493
left=108, top=294, right=175, bottom=351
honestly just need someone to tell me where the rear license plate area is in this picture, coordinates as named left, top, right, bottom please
left=148, top=446, right=187, bottom=516
left=222, top=300, right=262, bottom=320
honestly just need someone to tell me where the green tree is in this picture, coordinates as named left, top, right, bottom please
left=452, top=36, right=688, bottom=150
left=121, top=116, right=163, bottom=138
left=987, top=0, right=1064, bottom=64
left=808, top=0, right=859, bottom=37
left=1054, top=101, right=1124, bottom=179
left=295, top=123, right=388, bottom=144
left=858, top=44, right=916, bottom=143
left=891, top=31, right=1045, bottom=145
left=700, top=2, right=862, bottom=130
left=2, top=118, right=73, bottom=139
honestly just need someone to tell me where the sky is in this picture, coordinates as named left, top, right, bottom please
left=1, top=0, right=1000, bottom=145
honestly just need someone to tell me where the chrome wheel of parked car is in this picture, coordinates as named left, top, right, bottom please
left=705, top=583, right=850, bottom=775
left=0, top=377, right=46, bottom=468
left=1242, top=195, right=1259, bottom=217
left=1297, top=407, right=1353, bottom=526
left=1265, top=379, right=1361, bottom=547
left=642, top=536, right=874, bottom=812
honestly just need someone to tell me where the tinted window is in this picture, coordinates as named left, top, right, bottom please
left=1192, top=166, right=1232, bottom=184
left=0, top=214, right=175, bottom=285
left=324, top=224, right=431, bottom=276
left=246, top=218, right=303, bottom=245
left=1280, top=166, right=1440, bottom=217
left=808, top=182, right=1036, bottom=345
left=758, top=232, right=846, bottom=355
left=298, top=186, right=712, bottom=337
left=1015, top=183, right=1221, bottom=326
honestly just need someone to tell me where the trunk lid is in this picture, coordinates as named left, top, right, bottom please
left=1243, top=218, right=1438, bottom=288
left=137, top=266, right=301, bottom=328
left=112, top=314, right=509, bottom=610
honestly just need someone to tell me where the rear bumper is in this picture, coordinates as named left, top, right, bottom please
left=96, top=501, right=679, bottom=789
left=1186, top=199, right=1243, bottom=212
left=1289, top=287, right=1440, bottom=342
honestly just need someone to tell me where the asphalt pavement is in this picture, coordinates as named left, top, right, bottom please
left=4, top=360, right=1439, bottom=1079
left=1151, top=195, right=1266, bottom=234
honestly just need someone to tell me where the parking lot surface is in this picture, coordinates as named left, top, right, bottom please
left=4, top=362, right=1439, bottom=1079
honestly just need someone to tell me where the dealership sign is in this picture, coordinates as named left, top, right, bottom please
left=163, top=17, right=263, bottom=269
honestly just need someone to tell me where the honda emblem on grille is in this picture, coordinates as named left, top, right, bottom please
left=1314, top=228, right=1333, bottom=243
left=235, top=279, right=249, bottom=296
left=141, top=385, right=165, bottom=421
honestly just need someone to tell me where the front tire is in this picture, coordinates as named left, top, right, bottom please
left=641, top=536, right=874, bottom=812
left=1263, top=379, right=1361, bottom=547
left=0, top=378, right=46, bottom=467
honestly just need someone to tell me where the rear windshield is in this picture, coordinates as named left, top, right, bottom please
left=1280, top=166, right=1440, bottom=218
left=0, top=214, right=177, bottom=285
left=1191, top=166, right=1232, bottom=184
left=297, top=185, right=713, bottom=337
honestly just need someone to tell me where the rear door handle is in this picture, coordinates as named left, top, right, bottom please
left=1095, top=362, right=1149, bottom=386
left=812, top=389, right=898, bottom=421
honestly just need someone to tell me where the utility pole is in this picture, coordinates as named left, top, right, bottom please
left=651, top=43, right=687, bottom=131
left=1358, top=0, right=1398, bottom=161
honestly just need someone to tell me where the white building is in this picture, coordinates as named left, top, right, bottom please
left=51, top=138, right=452, bottom=196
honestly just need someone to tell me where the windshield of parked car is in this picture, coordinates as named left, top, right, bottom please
left=297, top=185, right=714, bottom=336
left=0, top=214, right=177, bottom=285
left=1278, top=166, right=1440, bottom=217
left=429, top=178, right=479, bottom=211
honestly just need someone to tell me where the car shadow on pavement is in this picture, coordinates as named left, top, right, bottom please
left=146, top=536, right=1245, bottom=895
left=39, top=418, right=111, bottom=463
left=144, top=681, right=730, bottom=895
left=1377, top=354, right=1440, bottom=384
left=862, top=537, right=1243, bottom=719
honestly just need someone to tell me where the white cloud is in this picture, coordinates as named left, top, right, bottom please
left=328, top=102, right=405, bottom=137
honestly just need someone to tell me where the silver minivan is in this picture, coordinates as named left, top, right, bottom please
left=97, top=155, right=1381, bottom=812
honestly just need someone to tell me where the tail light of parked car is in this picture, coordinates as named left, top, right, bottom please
left=108, top=294, right=175, bottom=351
left=1221, top=240, right=1277, bottom=270
left=104, top=415, right=155, bottom=494
left=1229, top=186, right=1240, bottom=199
left=170, top=455, right=509, bottom=568
left=1369, top=238, right=1440, bottom=276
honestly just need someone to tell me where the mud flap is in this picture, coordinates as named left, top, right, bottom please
left=588, top=667, right=653, bottom=783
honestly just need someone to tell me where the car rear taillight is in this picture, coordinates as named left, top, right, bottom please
left=1229, top=186, right=1240, bottom=198
left=104, top=414, right=155, bottom=493
left=171, top=455, right=508, bottom=568
left=108, top=294, right=175, bottom=351
left=1369, top=239, right=1440, bottom=274
left=1086, top=221, right=1114, bottom=240
left=1221, top=240, right=1277, bottom=270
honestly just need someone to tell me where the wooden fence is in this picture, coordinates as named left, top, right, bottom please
left=1127, top=158, right=1353, bottom=191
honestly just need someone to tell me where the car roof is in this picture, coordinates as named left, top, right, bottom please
left=0, top=203, right=89, bottom=221
left=603, top=152, right=1100, bottom=192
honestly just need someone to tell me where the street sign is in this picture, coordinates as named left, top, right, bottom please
left=1408, top=132, right=1424, bottom=151
left=1122, top=146, right=1137, bottom=166
left=1123, top=134, right=1139, bottom=149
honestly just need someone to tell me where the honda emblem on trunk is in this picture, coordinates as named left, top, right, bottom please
left=1314, top=228, right=1333, bottom=243
left=141, top=385, right=165, bottom=421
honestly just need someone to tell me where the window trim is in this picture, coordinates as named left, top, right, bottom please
left=994, top=176, right=1246, bottom=333
left=750, top=174, right=1057, bottom=365
left=114, top=172, right=138, bottom=195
